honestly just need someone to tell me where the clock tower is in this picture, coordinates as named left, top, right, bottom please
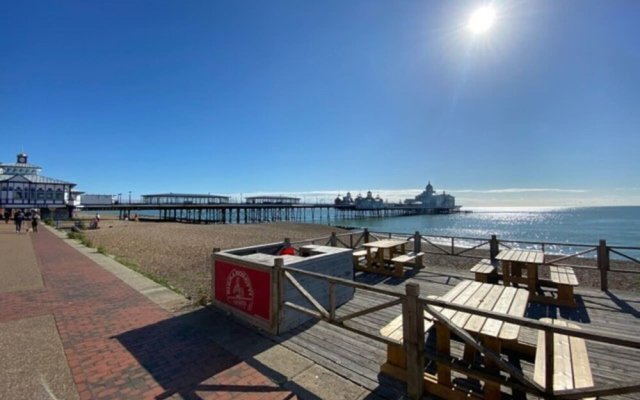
left=17, top=152, right=28, bottom=164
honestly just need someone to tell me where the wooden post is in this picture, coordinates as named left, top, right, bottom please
left=490, top=235, right=499, bottom=262
left=364, top=228, right=370, bottom=243
left=330, top=232, right=337, bottom=247
left=597, top=239, right=609, bottom=292
left=403, top=283, right=424, bottom=399
left=413, top=231, right=421, bottom=254
left=274, top=257, right=285, bottom=334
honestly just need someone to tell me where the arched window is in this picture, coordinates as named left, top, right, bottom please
left=46, top=188, right=53, bottom=200
left=37, top=188, right=44, bottom=200
left=56, top=188, right=63, bottom=201
left=15, top=187, right=23, bottom=200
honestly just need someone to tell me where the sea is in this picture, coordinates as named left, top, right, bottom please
left=116, top=205, right=640, bottom=257
left=331, top=206, right=640, bottom=257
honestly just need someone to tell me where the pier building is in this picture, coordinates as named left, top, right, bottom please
left=245, top=196, right=300, bottom=205
left=141, top=193, right=230, bottom=205
left=0, top=153, right=76, bottom=217
left=355, top=191, right=384, bottom=209
left=404, top=181, right=457, bottom=212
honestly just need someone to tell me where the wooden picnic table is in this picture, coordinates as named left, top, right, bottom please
left=363, top=239, right=407, bottom=270
left=430, top=280, right=529, bottom=399
left=380, top=280, right=529, bottom=399
left=496, top=249, right=544, bottom=295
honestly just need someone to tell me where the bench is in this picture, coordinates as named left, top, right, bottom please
left=352, top=248, right=377, bottom=270
left=379, top=310, right=435, bottom=381
left=470, top=259, right=498, bottom=283
left=549, top=266, right=579, bottom=307
left=534, top=318, right=594, bottom=398
left=390, top=252, right=425, bottom=277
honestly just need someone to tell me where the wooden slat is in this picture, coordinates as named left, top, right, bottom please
left=464, top=284, right=503, bottom=333
left=439, top=280, right=481, bottom=321
left=391, top=255, right=414, bottom=263
left=569, top=327, right=595, bottom=390
left=451, top=283, right=492, bottom=328
left=481, top=286, right=516, bottom=337
left=499, top=289, right=529, bottom=340
left=554, top=321, right=573, bottom=391
left=379, top=314, right=403, bottom=341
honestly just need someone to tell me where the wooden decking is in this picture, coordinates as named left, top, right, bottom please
left=270, top=266, right=640, bottom=399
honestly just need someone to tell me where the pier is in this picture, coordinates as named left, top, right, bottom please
left=79, top=202, right=458, bottom=224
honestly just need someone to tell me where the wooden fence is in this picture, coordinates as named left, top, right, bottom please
left=289, top=229, right=640, bottom=292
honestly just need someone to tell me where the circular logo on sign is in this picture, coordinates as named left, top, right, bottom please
left=225, top=269, right=254, bottom=313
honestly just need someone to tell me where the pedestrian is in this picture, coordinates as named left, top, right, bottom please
left=4, top=210, right=9, bottom=224
left=31, top=212, right=40, bottom=233
left=15, top=210, right=24, bottom=233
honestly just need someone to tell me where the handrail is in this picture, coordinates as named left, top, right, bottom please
left=282, top=265, right=404, bottom=298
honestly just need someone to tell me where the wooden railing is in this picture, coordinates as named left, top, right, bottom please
left=289, top=229, right=640, bottom=292
left=275, top=262, right=404, bottom=346
left=274, top=263, right=640, bottom=399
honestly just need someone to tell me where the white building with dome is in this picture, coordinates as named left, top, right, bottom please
left=0, top=153, right=76, bottom=217
left=405, top=182, right=457, bottom=212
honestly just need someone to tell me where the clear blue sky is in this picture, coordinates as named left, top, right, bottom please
left=1, top=1, right=639, bottom=206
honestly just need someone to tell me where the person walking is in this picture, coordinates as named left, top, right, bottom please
left=14, top=210, right=24, bottom=233
left=31, top=211, right=40, bottom=233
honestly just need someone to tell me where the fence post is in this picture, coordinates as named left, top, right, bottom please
left=490, top=235, right=499, bottom=262
left=413, top=231, right=421, bottom=254
left=364, top=228, right=370, bottom=243
left=403, top=283, right=424, bottom=399
left=274, top=257, right=285, bottom=334
left=330, top=232, right=337, bottom=247
left=597, top=239, right=609, bottom=292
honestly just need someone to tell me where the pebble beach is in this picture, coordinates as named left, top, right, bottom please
left=83, top=221, right=349, bottom=303
left=82, top=220, right=639, bottom=304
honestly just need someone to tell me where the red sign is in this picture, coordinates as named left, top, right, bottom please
left=214, top=260, right=271, bottom=322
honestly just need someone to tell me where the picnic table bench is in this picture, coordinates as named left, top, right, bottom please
left=380, top=280, right=530, bottom=399
left=534, top=318, right=594, bottom=398
left=470, top=259, right=498, bottom=283
left=549, top=266, right=579, bottom=308
left=354, top=239, right=412, bottom=277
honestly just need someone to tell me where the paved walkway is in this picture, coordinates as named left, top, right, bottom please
left=0, top=224, right=294, bottom=400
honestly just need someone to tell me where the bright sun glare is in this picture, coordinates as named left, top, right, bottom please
left=468, top=5, right=496, bottom=35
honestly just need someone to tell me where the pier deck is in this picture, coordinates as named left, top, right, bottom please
left=271, top=267, right=640, bottom=399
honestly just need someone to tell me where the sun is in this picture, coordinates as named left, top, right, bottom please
left=468, top=5, right=497, bottom=35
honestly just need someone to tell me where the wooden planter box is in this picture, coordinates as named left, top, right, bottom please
left=212, top=243, right=354, bottom=334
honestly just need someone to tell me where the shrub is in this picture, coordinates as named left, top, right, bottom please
left=97, top=245, right=108, bottom=255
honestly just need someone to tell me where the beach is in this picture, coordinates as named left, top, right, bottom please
left=83, top=221, right=349, bottom=303
left=81, top=221, right=639, bottom=305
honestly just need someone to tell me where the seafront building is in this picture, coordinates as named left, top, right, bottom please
left=0, top=153, right=76, bottom=218
left=404, top=181, right=456, bottom=211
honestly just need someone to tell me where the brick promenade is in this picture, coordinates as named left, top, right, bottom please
left=0, top=226, right=294, bottom=400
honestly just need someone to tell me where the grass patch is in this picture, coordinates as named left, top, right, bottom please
left=67, top=231, right=85, bottom=241
left=66, top=230, right=94, bottom=248
left=114, top=256, right=181, bottom=295
left=44, top=218, right=54, bottom=227
left=97, top=245, right=108, bottom=255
